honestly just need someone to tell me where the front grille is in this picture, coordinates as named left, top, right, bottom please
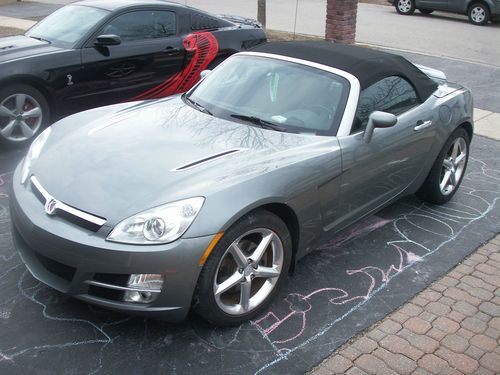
left=88, top=285, right=124, bottom=301
left=35, top=252, right=76, bottom=282
left=93, top=273, right=129, bottom=287
left=30, top=176, right=106, bottom=232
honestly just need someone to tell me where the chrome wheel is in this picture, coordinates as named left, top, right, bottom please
left=440, top=137, right=467, bottom=195
left=398, top=0, right=412, bottom=13
left=213, top=228, right=284, bottom=316
left=0, top=93, right=43, bottom=142
left=470, top=6, right=486, bottom=23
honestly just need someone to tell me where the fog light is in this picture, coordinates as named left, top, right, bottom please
left=123, top=274, right=163, bottom=304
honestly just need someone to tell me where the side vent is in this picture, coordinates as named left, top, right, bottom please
left=172, top=149, right=244, bottom=171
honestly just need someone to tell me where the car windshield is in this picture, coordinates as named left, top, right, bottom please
left=26, top=5, right=109, bottom=47
left=187, top=55, right=350, bottom=135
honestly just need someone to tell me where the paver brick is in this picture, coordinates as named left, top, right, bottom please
left=470, top=253, right=489, bottom=263
left=470, top=334, right=497, bottom=352
left=441, top=333, right=470, bottom=352
left=398, top=329, right=439, bottom=353
left=476, top=311, right=492, bottom=322
left=479, top=352, right=500, bottom=372
left=366, top=328, right=386, bottom=341
left=484, top=327, right=499, bottom=340
left=411, top=296, right=430, bottom=307
left=323, top=354, right=353, bottom=374
left=428, top=327, right=447, bottom=341
left=379, top=335, right=423, bottom=361
left=425, top=301, right=450, bottom=315
left=417, top=354, right=449, bottom=374
left=456, top=327, right=475, bottom=339
left=443, top=287, right=481, bottom=306
left=390, top=311, right=409, bottom=324
left=448, top=310, right=466, bottom=323
left=479, top=301, right=500, bottom=317
left=465, top=344, right=485, bottom=360
left=475, top=366, right=496, bottom=375
left=462, top=316, right=488, bottom=334
left=372, top=347, right=416, bottom=375
left=399, top=303, right=423, bottom=317
left=419, top=290, right=441, bottom=302
left=473, top=270, right=500, bottom=287
left=404, top=316, right=432, bottom=335
left=377, top=319, right=402, bottom=334
left=354, top=354, right=397, bottom=375
left=419, top=311, right=437, bottom=323
left=345, top=367, right=369, bottom=375
left=453, top=263, right=475, bottom=274
left=352, top=337, right=377, bottom=354
left=435, top=347, right=479, bottom=373
left=339, top=346, right=362, bottom=361
left=488, top=316, right=500, bottom=330
left=437, top=276, right=459, bottom=287
left=475, top=263, right=498, bottom=275
left=432, top=316, right=460, bottom=333
left=461, top=275, right=495, bottom=291
left=457, top=282, right=495, bottom=300
left=453, top=300, right=478, bottom=315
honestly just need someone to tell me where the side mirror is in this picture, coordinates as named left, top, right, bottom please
left=363, top=111, right=398, bottom=143
left=95, top=34, right=121, bottom=46
left=200, top=70, right=211, bottom=79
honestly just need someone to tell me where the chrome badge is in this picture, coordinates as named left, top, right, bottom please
left=44, top=198, right=58, bottom=215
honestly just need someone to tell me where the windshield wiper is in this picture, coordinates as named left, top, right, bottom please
left=184, top=95, right=212, bottom=115
left=28, top=35, right=51, bottom=44
left=230, top=114, right=287, bottom=132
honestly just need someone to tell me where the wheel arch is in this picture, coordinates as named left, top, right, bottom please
left=466, top=0, right=491, bottom=15
left=458, top=121, right=473, bottom=141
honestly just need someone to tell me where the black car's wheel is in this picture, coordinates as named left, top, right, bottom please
left=194, top=209, right=292, bottom=326
left=417, top=127, right=470, bottom=204
left=419, top=9, right=434, bottom=14
left=0, top=84, right=50, bottom=148
left=396, top=0, right=416, bottom=15
left=468, top=3, right=490, bottom=25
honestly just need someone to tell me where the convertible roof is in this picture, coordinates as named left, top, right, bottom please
left=251, top=41, right=438, bottom=101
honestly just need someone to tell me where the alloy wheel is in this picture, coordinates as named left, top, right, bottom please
left=439, top=137, right=467, bottom=195
left=0, top=93, right=43, bottom=142
left=213, top=228, right=284, bottom=315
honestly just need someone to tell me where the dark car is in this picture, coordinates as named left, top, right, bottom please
left=0, top=0, right=266, bottom=146
left=391, top=0, right=500, bottom=25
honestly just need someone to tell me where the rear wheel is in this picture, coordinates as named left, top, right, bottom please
left=194, top=210, right=292, bottom=326
left=468, top=3, right=490, bottom=25
left=419, top=9, right=434, bottom=14
left=417, top=127, right=470, bottom=204
left=0, top=84, right=50, bottom=148
left=396, top=0, right=416, bottom=15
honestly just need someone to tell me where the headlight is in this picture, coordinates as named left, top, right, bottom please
left=20, top=127, right=52, bottom=184
left=106, top=197, right=205, bottom=245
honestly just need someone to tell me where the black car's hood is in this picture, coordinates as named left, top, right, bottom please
left=32, top=97, right=320, bottom=224
left=0, top=35, right=63, bottom=63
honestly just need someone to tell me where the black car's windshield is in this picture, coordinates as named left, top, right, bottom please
left=187, top=55, right=350, bottom=135
left=26, top=5, right=110, bottom=47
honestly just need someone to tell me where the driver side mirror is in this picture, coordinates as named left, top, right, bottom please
left=94, top=34, right=121, bottom=47
left=363, top=111, right=398, bottom=143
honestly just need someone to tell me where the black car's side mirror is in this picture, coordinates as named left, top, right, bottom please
left=95, top=34, right=122, bottom=47
left=363, top=111, right=398, bottom=143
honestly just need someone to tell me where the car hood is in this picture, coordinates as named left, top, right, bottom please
left=32, top=97, right=320, bottom=225
left=0, top=35, right=63, bottom=63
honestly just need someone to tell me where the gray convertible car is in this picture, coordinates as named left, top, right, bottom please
left=10, top=42, right=473, bottom=325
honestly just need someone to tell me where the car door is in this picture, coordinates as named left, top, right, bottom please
left=416, top=0, right=448, bottom=11
left=66, top=9, right=185, bottom=112
left=326, top=76, right=436, bottom=232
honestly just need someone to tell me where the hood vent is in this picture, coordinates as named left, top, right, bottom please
left=172, top=148, right=244, bottom=171
left=0, top=45, right=15, bottom=50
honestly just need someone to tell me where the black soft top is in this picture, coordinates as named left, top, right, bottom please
left=251, top=41, right=438, bottom=101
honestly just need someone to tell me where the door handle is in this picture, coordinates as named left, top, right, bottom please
left=164, top=47, right=180, bottom=56
left=414, top=120, right=432, bottom=132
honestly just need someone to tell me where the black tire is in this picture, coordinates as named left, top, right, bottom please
left=0, top=84, right=50, bottom=148
left=417, top=127, right=470, bottom=204
left=419, top=9, right=434, bottom=14
left=468, top=3, right=490, bottom=25
left=395, top=0, right=416, bottom=15
left=193, top=209, right=292, bottom=326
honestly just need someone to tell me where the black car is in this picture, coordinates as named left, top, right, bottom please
left=0, top=0, right=266, bottom=146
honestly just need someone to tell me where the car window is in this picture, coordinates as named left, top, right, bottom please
left=102, top=11, right=176, bottom=42
left=352, top=76, right=420, bottom=133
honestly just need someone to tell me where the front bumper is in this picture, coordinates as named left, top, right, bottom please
left=10, top=166, right=214, bottom=322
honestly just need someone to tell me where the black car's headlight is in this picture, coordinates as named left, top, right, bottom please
left=20, top=127, right=52, bottom=184
left=106, top=197, right=205, bottom=245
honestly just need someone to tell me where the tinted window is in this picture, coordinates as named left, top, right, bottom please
left=26, top=5, right=109, bottom=47
left=102, top=11, right=176, bottom=41
left=352, top=76, right=420, bottom=133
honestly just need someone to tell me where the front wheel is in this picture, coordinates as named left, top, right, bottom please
left=417, top=127, right=470, bottom=204
left=396, top=0, right=416, bottom=15
left=193, top=210, right=292, bottom=326
left=468, top=3, right=490, bottom=25
left=0, top=84, right=50, bottom=148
